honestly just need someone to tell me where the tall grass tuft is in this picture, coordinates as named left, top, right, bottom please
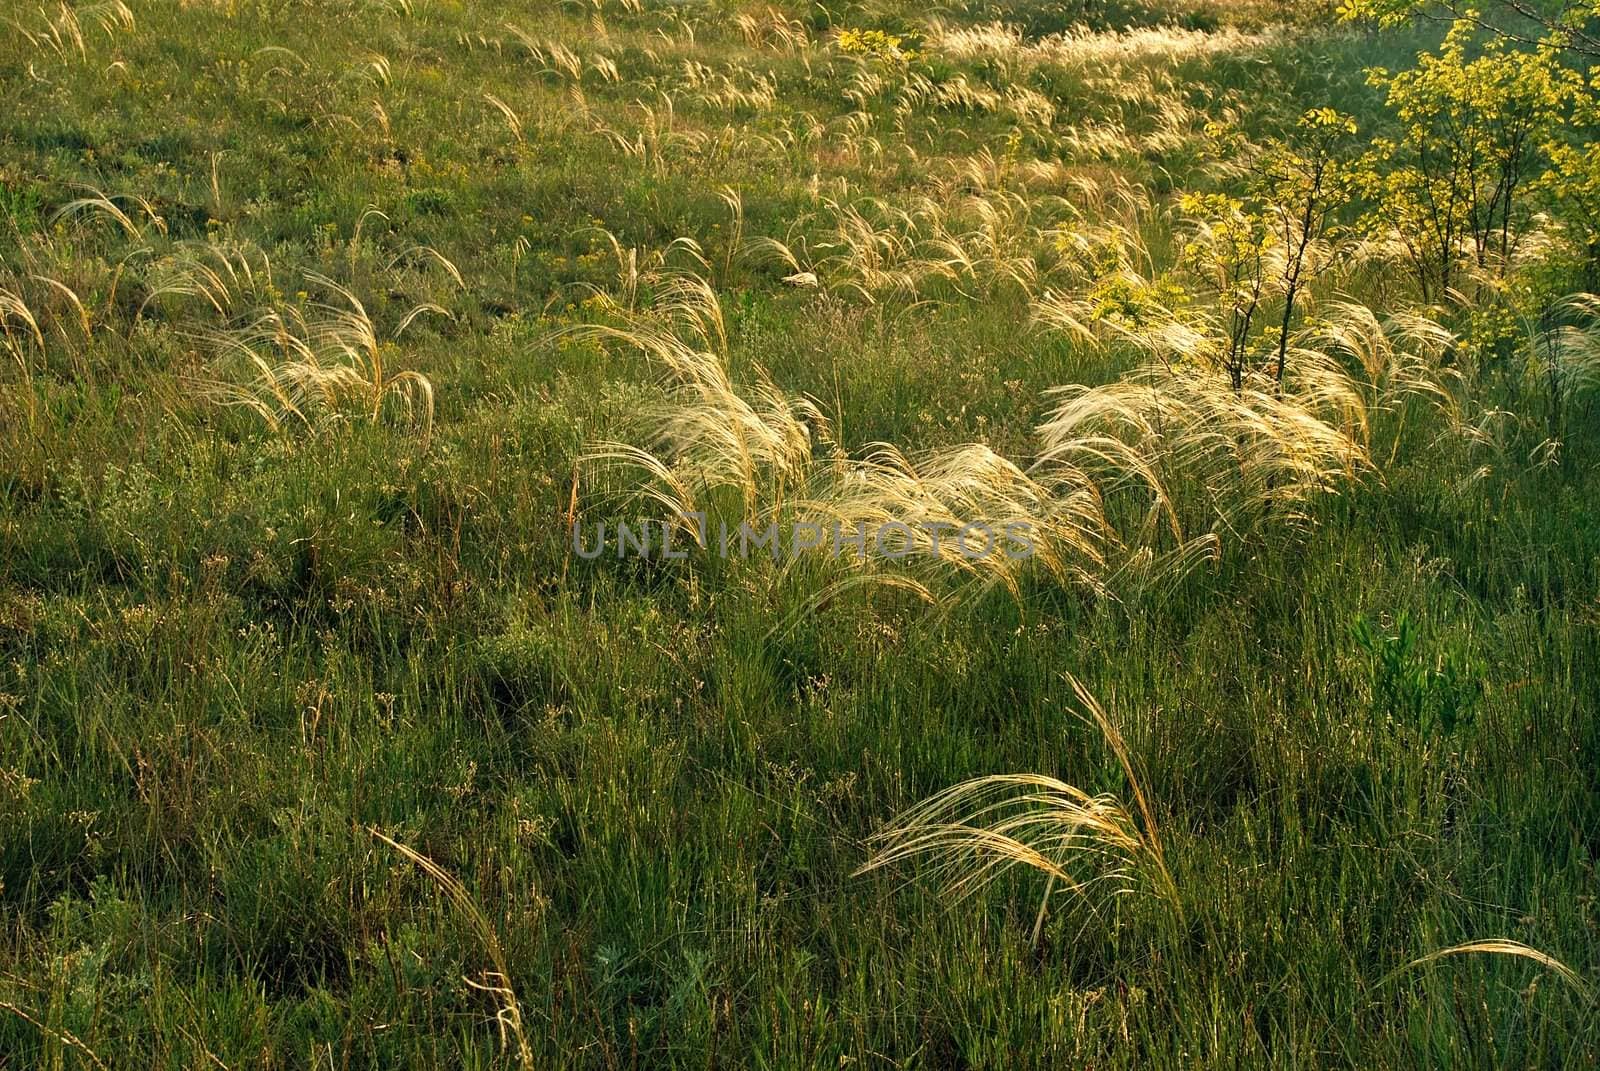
left=371, top=829, right=535, bottom=1070
left=1036, top=363, right=1369, bottom=540
left=199, top=274, right=438, bottom=441
left=567, top=270, right=1158, bottom=601
left=571, top=271, right=822, bottom=523
left=7, top=1, right=135, bottom=65
left=857, top=676, right=1179, bottom=945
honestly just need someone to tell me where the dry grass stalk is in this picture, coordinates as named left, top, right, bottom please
left=370, top=828, right=535, bottom=1069
left=856, top=676, right=1179, bottom=942
left=1381, top=939, right=1594, bottom=1003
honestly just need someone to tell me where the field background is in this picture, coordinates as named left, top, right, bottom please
left=2, top=0, right=1598, bottom=1066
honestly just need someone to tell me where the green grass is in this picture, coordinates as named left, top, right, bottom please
left=2, top=0, right=1598, bottom=1067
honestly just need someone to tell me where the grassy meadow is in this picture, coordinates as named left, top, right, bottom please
left=2, top=0, right=1600, bottom=1065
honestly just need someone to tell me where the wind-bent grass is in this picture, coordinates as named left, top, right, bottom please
left=0, top=266, right=98, bottom=395
left=570, top=271, right=824, bottom=522
left=802, top=442, right=1115, bottom=595
left=0, top=287, right=46, bottom=371
left=198, top=274, right=438, bottom=441
left=1037, top=364, right=1369, bottom=539
left=140, top=240, right=280, bottom=320
left=857, top=676, right=1180, bottom=944
left=5, top=0, right=1599, bottom=1064
left=1523, top=293, right=1600, bottom=415
left=570, top=263, right=1478, bottom=608
left=370, top=829, right=535, bottom=1070
left=50, top=187, right=165, bottom=239
left=1382, top=940, right=1595, bottom=1003
left=569, top=269, right=1174, bottom=600
left=6, top=1, right=135, bottom=66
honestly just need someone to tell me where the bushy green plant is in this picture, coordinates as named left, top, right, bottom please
left=1359, top=21, right=1572, bottom=301
left=1253, top=108, right=1361, bottom=381
left=1178, top=109, right=1358, bottom=387
left=1351, top=610, right=1484, bottom=741
left=1177, top=190, right=1273, bottom=388
left=836, top=28, right=915, bottom=63
left=1340, top=0, right=1600, bottom=60
left=1538, top=78, right=1600, bottom=278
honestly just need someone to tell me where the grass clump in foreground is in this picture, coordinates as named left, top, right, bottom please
left=2, top=0, right=1600, bottom=1066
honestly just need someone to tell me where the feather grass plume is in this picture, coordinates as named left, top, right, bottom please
left=856, top=676, right=1179, bottom=943
left=1037, top=363, right=1369, bottom=539
left=1380, top=939, right=1594, bottom=1003
left=565, top=270, right=1162, bottom=602
left=370, top=829, right=535, bottom=1069
left=197, top=274, right=438, bottom=442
